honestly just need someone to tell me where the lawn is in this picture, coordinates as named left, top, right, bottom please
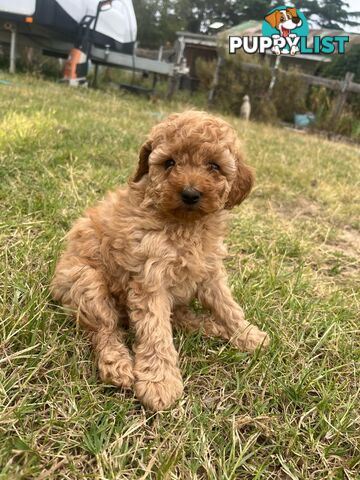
left=0, top=73, right=359, bottom=480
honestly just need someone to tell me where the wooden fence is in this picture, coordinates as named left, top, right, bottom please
left=208, top=57, right=360, bottom=125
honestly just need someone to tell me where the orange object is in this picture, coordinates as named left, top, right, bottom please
left=25, top=17, right=33, bottom=23
left=63, top=48, right=82, bottom=80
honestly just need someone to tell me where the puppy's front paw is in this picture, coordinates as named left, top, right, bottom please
left=134, top=366, right=184, bottom=411
left=98, top=349, right=134, bottom=389
left=232, top=326, right=270, bottom=353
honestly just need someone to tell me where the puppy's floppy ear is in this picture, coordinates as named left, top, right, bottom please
left=131, top=139, right=152, bottom=182
left=286, top=7, right=297, bottom=17
left=265, top=10, right=280, bottom=28
left=225, top=146, right=254, bottom=209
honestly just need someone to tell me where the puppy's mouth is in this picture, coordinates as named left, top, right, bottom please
left=168, top=198, right=208, bottom=220
left=175, top=202, right=204, bottom=215
left=173, top=198, right=221, bottom=218
left=280, top=25, right=290, bottom=37
left=155, top=187, right=221, bottom=219
left=280, top=19, right=301, bottom=35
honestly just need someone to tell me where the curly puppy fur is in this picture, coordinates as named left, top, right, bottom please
left=51, top=111, right=270, bottom=411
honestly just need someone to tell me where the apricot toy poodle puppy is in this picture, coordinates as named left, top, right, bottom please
left=51, top=111, right=269, bottom=411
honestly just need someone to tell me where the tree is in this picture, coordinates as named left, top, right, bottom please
left=174, top=0, right=285, bottom=33
left=319, top=44, right=360, bottom=81
left=132, top=0, right=182, bottom=48
left=174, top=0, right=360, bottom=33
left=132, top=0, right=360, bottom=48
left=300, top=0, right=360, bottom=30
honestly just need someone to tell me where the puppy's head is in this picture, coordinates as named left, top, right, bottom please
left=265, top=8, right=302, bottom=34
left=130, top=111, right=254, bottom=220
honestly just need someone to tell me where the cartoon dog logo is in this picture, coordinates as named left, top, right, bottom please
left=264, top=7, right=303, bottom=55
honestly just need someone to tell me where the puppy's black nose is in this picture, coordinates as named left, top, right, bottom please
left=293, top=16, right=301, bottom=24
left=181, top=187, right=201, bottom=205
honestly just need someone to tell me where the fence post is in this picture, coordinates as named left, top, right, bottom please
left=268, top=55, right=281, bottom=96
left=166, top=36, right=185, bottom=100
left=9, top=24, right=17, bottom=74
left=208, top=55, right=223, bottom=106
left=330, top=71, right=354, bottom=125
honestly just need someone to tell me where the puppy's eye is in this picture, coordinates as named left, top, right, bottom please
left=209, top=163, right=220, bottom=172
left=164, top=159, right=175, bottom=170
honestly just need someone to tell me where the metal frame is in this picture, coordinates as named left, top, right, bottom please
left=0, top=25, right=184, bottom=77
left=90, top=45, right=175, bottom=75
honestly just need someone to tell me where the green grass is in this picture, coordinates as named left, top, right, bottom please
left=0, top=73, right=359, bottom=480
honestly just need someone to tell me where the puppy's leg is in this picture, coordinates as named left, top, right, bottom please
left=172, top=305, right=229, bottom=338
left=52, top=260, right=134, bottom=388
left=172, top=305, right=266, bottom=349
left=197, top=270, right=270, bottom=352
left=94, top=311, right=134, bottom=389
left=128, top=285, right=183, bottom=411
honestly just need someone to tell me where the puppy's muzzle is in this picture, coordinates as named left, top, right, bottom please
left=181, top=187, right=201, bottom=205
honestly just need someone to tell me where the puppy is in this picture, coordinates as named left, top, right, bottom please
left=51, top=111, right=270, bottom=411
left=265, top=7, right=302, bottom=55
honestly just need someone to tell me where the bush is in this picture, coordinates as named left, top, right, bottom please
left=0, top=45, right=63, bottom=78
left=199, top=52, right=359, bottom=140
left=252, top=96, right=278, bottom=122
left=308, top=86, right=331, bottom=122
left=195, top=57, right=217, bottom=91
left=308, top=86, right=360, bottom=140
left=211, top=53, right=273, bottom=120
left=208, top=53, right=309, bottom=124
left=272, top=68, right=308, bottom=122
left=318, top=44, right=360, bottom=83
left=314, top=44, right=360, bottom=140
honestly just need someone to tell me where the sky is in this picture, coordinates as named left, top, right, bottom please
left=345, top=0, right=360, bottom=33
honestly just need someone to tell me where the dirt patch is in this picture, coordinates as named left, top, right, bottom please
left=276, top=198, right=359, bottom=278
left=320, top=227, right=360, bottom=280
left=324, top=227, right=360, bottom=260
left=276, top=199, right=359, bottom=260
left=275, top=197, right=320, bottom=220
left=337, top=229, right=360, bottom=257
